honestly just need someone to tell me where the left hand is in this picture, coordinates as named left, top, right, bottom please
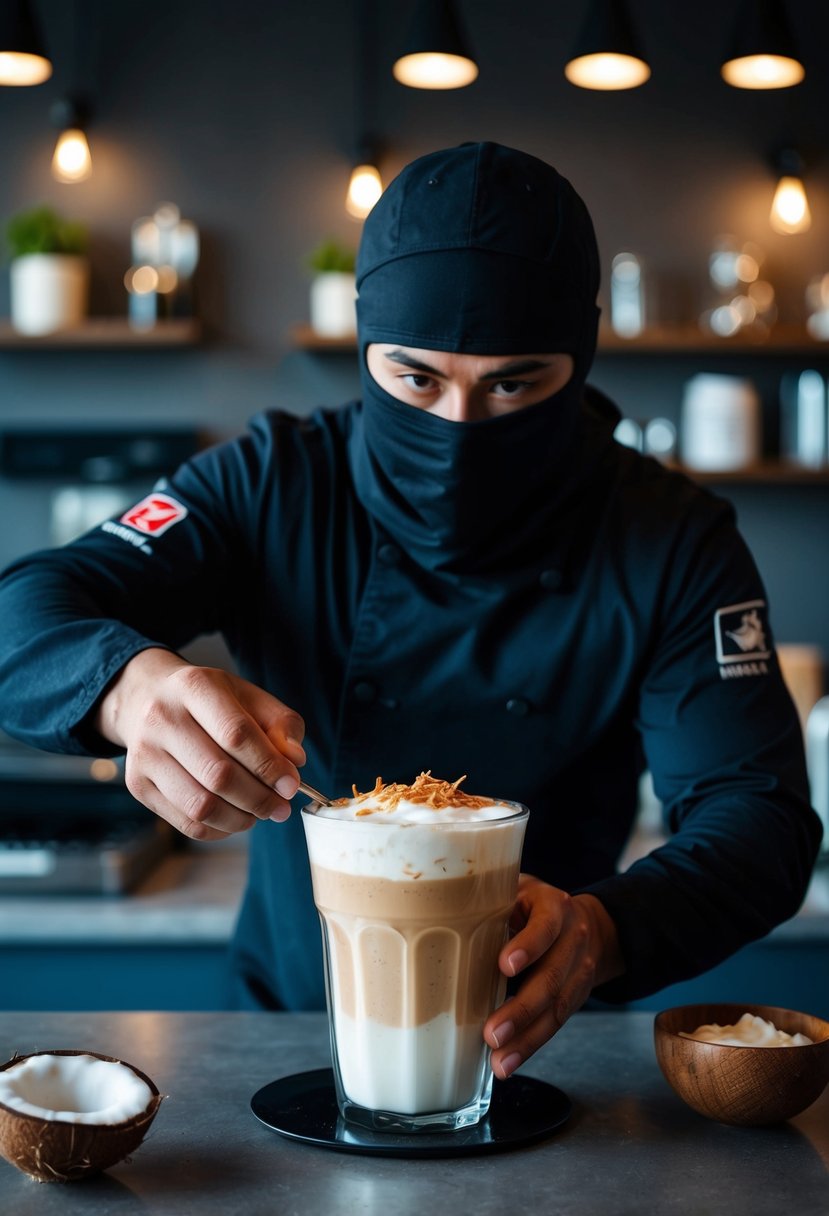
left=483, top=874, right=625, bottom=1079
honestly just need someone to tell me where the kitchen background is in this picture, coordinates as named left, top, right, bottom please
left=1, top=0, right=829, bottom=1012
left=1, top=0, right=828, bottom=656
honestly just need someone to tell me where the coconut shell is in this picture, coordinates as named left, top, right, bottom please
left=0, top=1049, right=162, bottom=1182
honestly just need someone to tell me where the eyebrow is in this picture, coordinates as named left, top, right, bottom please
left=383, top=349, right=552, bottom=379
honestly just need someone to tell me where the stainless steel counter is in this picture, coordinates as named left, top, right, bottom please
left=0, top=1011, right=826, bottom=1215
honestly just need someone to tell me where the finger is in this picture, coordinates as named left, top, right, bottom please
left=485, top=929, right=595, bottom=1078
left=165, top=719, right=293, bottom=821
left=499, top=888, right=574, bottom=978
left=174, top=668, right=302, bottom=798
left=125, top=768, right=235, bottom=842
left=489, top=955, right=595, bottom=1079
left=144, top=754, right=270, bottom=837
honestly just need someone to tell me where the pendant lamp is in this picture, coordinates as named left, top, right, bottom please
left=769, top=149, right=811, bottom=234
left=0, top=0, right=52, bottom=86
left=50, top=96, right=92, bottom=183
left=721, top=0, right=804, bottom=89
left=393, top=0, right=478, bottom=90
left=565, top=0, right=650, bottom=90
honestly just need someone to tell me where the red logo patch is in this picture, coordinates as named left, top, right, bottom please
left=120, top=493, right=188, bottom=537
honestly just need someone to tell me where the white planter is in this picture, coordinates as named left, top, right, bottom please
left=310, top=271, right=356, bottom=338
left=10, top=253, right=90, bottom=335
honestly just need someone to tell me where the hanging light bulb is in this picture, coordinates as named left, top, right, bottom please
left=721, top=0, right=804, bottom=89
left=564, top=0, right=650, bottom=91
left=393, top=0, right=478, bottom=90
left=52, top=128, right=92, bottom=183
left=50, top=97, right=92, bottom=183
left=346, top=163, right=383, bottom=219
left=770, top=157, right=811, bottom=234
left=0, top=0, right=52, bottom=85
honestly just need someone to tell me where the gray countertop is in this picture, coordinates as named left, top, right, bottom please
left=0, top=838, right=248, bottom=945
left=1, top=827, right=827, bottom=947
left=0, top=1011, right=826, bottom=1215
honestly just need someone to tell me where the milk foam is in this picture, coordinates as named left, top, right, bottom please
left=303, top=799, right=526, bottom=880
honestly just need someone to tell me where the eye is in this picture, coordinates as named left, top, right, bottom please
left=401, top=373, right=438, bottom=393
left=491, top=379, right=532, bottom=397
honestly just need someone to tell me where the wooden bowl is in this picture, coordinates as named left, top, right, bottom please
left=654, top=1003, right=829, bottom=1126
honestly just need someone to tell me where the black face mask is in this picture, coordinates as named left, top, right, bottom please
left=348, top=142, right=602, bottom=572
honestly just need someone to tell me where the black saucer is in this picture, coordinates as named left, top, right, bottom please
left=250, top=1068, right=571, bottom=1158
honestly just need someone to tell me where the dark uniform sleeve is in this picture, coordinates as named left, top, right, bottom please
left=583, top=498, right=822, bottom=1001
left=0, top=423, right=266, bottom=756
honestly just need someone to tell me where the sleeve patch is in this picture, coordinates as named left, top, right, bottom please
left=120, top=493, right=189, bottom=537
left=714, top=599, right=771, bottom=678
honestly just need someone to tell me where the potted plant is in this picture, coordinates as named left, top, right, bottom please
left=5, top=205, right=89, bottom=335
left=307, top=238, right=357, bottom=338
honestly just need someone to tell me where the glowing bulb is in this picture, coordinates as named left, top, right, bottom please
left=564, top=52, right=650, bottom=90
left=346, top=164, right=383, bottom=219
left=393, top=51, right=478, bottom=89
left=52, top=128, right=92, bottom=183
left=0, top=51, right=52, bottom=85
left=721, top=54, right=804, bottom=89
left=770, top=176, right=811, bottom=234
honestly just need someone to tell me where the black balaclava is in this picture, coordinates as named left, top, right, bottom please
left=348, top=141, right=602, bottom=572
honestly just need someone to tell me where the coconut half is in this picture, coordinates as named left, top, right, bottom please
left=0, top=1050, right=162, bottom=1183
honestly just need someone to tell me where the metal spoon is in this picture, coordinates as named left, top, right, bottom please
left=298, top=780, right=335, bottom=808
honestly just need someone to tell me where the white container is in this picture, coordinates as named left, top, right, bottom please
left=681, top=373, right=761, bottom=471
left=10, top=253, right=89, bottom=335
left=310, top=271, right=356, bottom=338
left=806, top=697, right=829, bottom=854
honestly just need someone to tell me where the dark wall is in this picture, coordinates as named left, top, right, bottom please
left=1, top=0, right=828, bottom=657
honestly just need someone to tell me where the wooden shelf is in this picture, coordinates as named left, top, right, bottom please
left=290, top=322, right=829, bottom=357
left=290, top=323, right=357, bottom=351
left=597, top=325, right=829, bottom=355
left=0, top=318, right=201, bottom=349
left=671, top=462, right=829, bottom=485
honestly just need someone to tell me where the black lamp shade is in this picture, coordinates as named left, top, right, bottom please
left=0, top=0, right=49, bottom=59
left=397, top=0, right=475, bottom=65
left=569, top=0, right=644, bottom=62
left=724, top=0, right=799, bottom=64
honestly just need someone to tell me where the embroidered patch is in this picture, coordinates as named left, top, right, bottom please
left=120, top=493, right=189, bottom=537
left=714, top=599, right=771, bottom=676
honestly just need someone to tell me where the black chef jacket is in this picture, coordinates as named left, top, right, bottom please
left=0, top=390, right=820, bottom=1010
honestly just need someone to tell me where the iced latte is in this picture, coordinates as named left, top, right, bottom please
left=302, top=773, right=528, bottom=1132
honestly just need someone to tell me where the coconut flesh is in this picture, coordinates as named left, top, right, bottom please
left=0, top=1050, right=162, bottom=1182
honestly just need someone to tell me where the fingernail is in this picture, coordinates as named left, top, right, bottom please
left=269, top=805, right=291, bottom=822
left=276, top=775, right=298, bottom=799
left=491, top=1020, right=514, bottom=1048
left=507, top=949, right=528, bottom=976
left=498, top=1052, right=522, bottom=1079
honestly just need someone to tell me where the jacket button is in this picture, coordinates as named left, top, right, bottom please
left=539, top=568, right=564, bottom=591
left=505, top=697, right=530, bottom=717
left=377, top=542, right=403, bottom=565
left=353, top=681, right=377, bottom=704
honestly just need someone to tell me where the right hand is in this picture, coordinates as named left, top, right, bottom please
left=94, top=647, right=306, bottom=841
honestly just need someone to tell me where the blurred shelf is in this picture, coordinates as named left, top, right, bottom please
left=290, top=323, right=357, bottom=351
left=0, top=318, right=201, bottom=349
left=671, top=462, right=829, bottom=485
left=597, top=325, right=829, bottom=355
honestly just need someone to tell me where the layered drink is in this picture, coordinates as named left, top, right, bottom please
left=302, top=772, right=528, bottom=1132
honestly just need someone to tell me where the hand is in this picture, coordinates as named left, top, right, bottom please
left=483, top=875, right=624, bottom=1079
left=95, top=647, right=306, bottom=841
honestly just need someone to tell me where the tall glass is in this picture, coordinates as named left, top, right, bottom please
left=302, top=800, right=528, bottom=1133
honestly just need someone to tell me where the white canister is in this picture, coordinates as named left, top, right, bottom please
left=10, top=253, right=90, bottom=335
left=681, top=373, right=761, bottom=471
left=309, top=271, right=357, bottom=338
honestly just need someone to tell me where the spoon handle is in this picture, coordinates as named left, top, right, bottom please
left=297, top=780, right=334, bottom=807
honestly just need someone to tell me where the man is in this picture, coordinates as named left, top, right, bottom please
left=0, top=143, right=820, bottom=1082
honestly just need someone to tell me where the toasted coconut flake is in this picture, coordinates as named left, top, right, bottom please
left=334, top=771, right=494, bottom=816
